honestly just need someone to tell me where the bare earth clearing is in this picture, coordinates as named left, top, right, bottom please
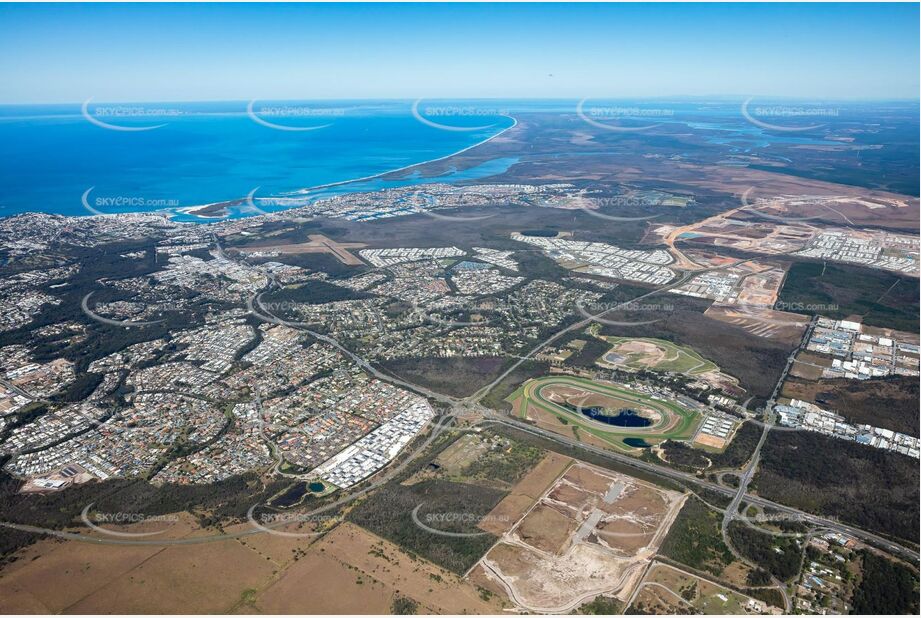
left=476, top=463, right=686, bottom=613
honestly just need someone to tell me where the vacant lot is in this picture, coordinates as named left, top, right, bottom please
left=348, top=431, right=550, bottom=574
left=381, top=355, right=511, bottom=398
left=252, top=523, right=505, bottom=614
left=347, top=477, right=503, bottom=574
left=516, top=503, right=577, bottom=553
left=0, top=513, right=289, bottom=614
left=478, top=452, right=572, bottom=535
left=0, top=510, right=508, bottom=615
left=704, top=304, right=809, bottom=346
left=781, top=375, right=919, bottom=436
left=659, top=496, right=736, bottom=578
left=478, top=463, right=686, bottom=613
left=629, top=561, right=775, bottom=615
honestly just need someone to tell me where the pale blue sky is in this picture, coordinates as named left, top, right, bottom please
left=0, top=2, right=918, bottom=103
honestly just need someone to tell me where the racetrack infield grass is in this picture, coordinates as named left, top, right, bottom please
left=508, top=375, right=701, bottom=453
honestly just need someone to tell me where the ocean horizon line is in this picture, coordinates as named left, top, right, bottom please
left=1, top=96, right=919, bottom=108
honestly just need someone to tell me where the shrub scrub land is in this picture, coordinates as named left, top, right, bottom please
left=778, top=261, right=919, bottom=332
left=753, top=431, right=919, bottom=544
left=659, top=496, right=734, bottom=576
left=347, top=431, right=544, bottom=574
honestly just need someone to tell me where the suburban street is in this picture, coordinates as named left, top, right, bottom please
left=3, top=246, right=914, bottom=574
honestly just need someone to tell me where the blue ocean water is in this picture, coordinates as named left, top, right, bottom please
left=5, top=99, right=909, bottom=220
left=0, top=100, right=516, bottom=220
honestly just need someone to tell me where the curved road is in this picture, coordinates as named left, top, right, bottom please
left=4, top=237, right=915, bottom=573
left=482, top=412, right=919, bottom=565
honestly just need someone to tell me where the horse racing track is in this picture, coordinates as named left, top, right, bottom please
left=508, top=375, right=701, bottom=452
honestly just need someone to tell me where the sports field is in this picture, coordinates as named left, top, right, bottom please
left=508, top=375, right=702, bottom=452
left=600, top=337, right=718, bottom=376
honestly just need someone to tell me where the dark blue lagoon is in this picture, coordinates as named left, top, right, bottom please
left=623, top=438, right=652, bottom=448
left=579, top=406, right=652, bottom=428
left=270, top=482, right=309, bottom=508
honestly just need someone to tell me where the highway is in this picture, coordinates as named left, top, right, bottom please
left=245, top=264, right=921, bottom=566
left=466, top=246, right=810, bottom=406
left=5, top=239, right=915, bottom=573
left=711, top=316, right=819, bottom=611
left=722, top=315, right=817, bottom=535
left=2, top=375, right=915, bottom=564
left=480, top=412, right=919, bottom=564
left=0, top=377, right=46, bottom=402
left=0, top=413, right=458, bottom=547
